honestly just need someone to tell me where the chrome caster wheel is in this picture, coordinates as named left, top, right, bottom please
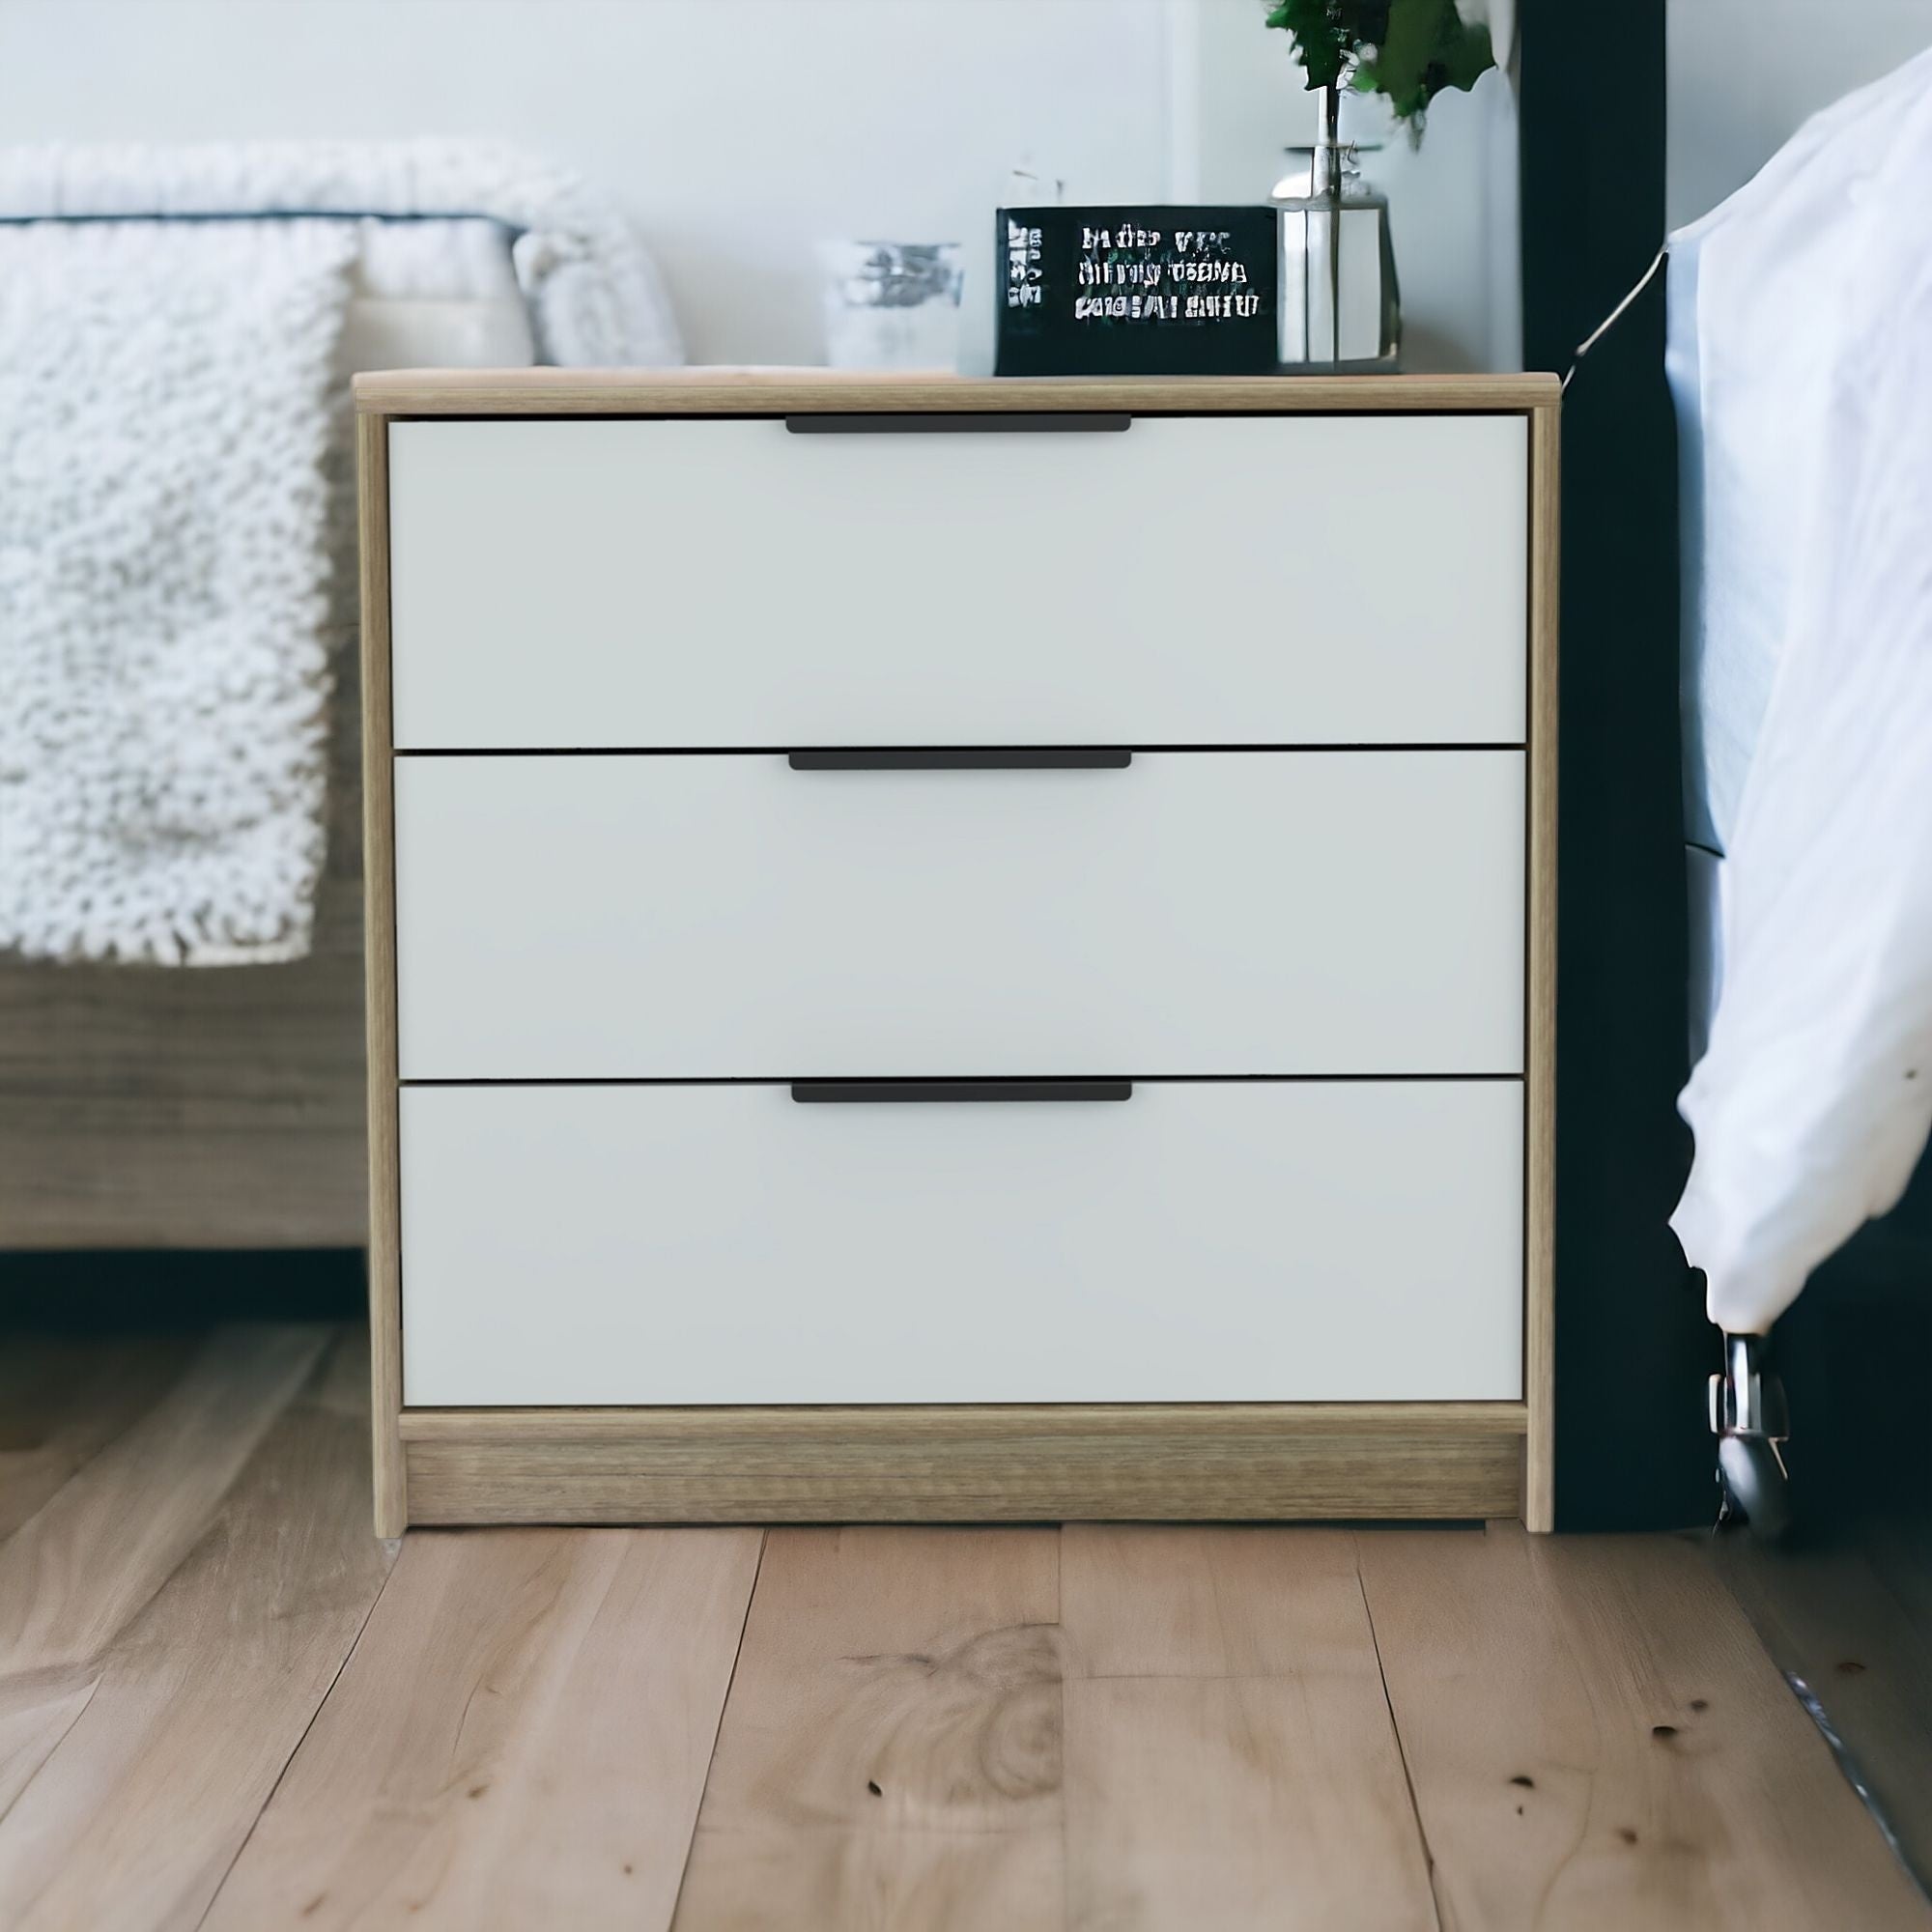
left=1717, top=1432, right=1792, bottom=1539
left=1710, top=1333, right=1792, bottom=1539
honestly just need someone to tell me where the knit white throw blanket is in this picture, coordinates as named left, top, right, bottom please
left=0, top=218, right=354, bottom=963
left=0, top=142, right=681, bottom=964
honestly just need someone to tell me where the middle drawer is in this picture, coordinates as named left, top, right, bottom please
left=394, top=750, right=1524, bottom=1081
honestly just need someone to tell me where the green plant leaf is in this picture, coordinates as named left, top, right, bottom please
left=1439, top=17, right=1494, bottom=92
left=1372, top=0, right=1447, bottom=118
left=1266, top=0, right=1492, bottom=126
left=1264, top=0, right=1349, bottom=92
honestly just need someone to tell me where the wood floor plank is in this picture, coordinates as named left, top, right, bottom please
left=672, top=1526, right=1064, bottom=1932
left=0, top=1324, right=327, bottom=1832
left=0, top=1323, right=327, bottom=1677
left=206, top=1522, right=761, bottom=1931
left=0, top=1335, right=186, bottom=1816
left=0, top=1329, right=396, bottom=1932
left=1060, top=1525, right=1436, bottom=1932
left=1357, top=1521, right=1931, bottom=1932
left=0, top=1333, right=202, bottom=1542
left=1715, top=1525, right=1932, bottom=1889
left=0, top=1670, right=99, bottom=1824
left=5, top=1334, right=1923, bottom=1932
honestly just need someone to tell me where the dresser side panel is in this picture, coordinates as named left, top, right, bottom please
left=358, top=411, right=406, bottom=1537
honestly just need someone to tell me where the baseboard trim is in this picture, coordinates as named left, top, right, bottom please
left=398, top=1401, right=1529, bottom=1525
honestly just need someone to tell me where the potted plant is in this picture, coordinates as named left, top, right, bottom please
left=1264, top=0, right=1496, bottom=367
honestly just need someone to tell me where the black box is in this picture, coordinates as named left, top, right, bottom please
left=995, top=205, right=1276, bottom=378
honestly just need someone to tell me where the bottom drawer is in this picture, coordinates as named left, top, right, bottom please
left=399, top=1080, right=1523, bottom=1407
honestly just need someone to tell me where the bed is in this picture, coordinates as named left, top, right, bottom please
left=1667, top=50, right=1932, bottom=1339
left=0, top=143, right=680, bottom=1246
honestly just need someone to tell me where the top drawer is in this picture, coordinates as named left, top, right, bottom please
left=386, top=412, right=1527, bottom=750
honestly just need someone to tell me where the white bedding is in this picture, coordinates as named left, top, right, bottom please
left=0, top=140, right=683, bottom=366
left=340, top=215, right=535, bottom=372
left=1667, top=50, right=1932, bottom=1334
left=1668, top=239, right=1770, bottom=864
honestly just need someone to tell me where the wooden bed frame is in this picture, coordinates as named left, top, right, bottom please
left=0, top=661, right=368, bottom=1250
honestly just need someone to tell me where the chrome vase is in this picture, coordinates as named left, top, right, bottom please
left=1272, top=85, right=1401, bottom=371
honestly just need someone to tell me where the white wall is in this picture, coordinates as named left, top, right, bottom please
left=1668, top=0, right=1932, bottom=229
left=0, top=0, right=1518, bottom=371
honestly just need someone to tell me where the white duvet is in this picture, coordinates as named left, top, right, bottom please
left=1669, top=49, right=1932, bottom=1333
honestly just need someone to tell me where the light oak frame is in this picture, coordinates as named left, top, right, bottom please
left=355, top=370, right=1559, bottom=1535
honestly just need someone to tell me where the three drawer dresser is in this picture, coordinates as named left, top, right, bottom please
left=355, top=369, right=1558, bottom=1535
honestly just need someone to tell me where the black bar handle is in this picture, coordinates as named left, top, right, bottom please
left=784, top=412, right=1131, bottom=435
left=789, top=748, right=1131, bottom=772
left=791, top=1080, right=1133, bottom=1104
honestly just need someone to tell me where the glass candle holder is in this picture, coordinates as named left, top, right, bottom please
left=818, top=241, right=964, bottom=370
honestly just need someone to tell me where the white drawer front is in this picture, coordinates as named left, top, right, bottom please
left=387, top=414, right=1527, bottom=750
left=394, top=751, right=1524, bottom=1080
left=399, top=1080, right=1523, bottom=1406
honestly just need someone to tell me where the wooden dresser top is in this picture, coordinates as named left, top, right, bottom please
left=354, top=366, right=1560, bottom=418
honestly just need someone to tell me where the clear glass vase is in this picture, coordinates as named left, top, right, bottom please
left=818, top=242, right=964, bottom=371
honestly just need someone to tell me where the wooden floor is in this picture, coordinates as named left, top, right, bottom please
left=1, top=1322, right=1926, bottom=1930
